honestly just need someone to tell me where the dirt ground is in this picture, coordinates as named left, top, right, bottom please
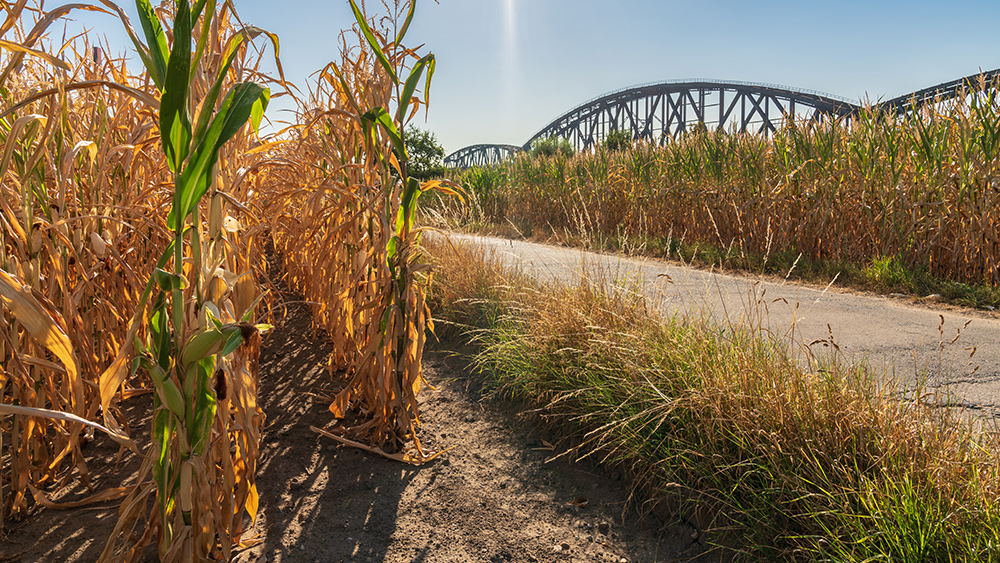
left=1, top=295, right=715, bottom=563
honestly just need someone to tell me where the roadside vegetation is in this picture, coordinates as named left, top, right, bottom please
left=429, top=88, right=1000, bottom=309
left=426, top=236, right=1000, bottom=562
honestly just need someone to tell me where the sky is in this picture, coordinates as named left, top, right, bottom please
left=61, top=0, right=1000, bottom=155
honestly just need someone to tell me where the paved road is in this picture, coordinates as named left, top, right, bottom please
left=449, top=234, right=1000, bottom=417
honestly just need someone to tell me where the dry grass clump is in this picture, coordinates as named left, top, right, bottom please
left=426, top=236, right=1000, bottom=562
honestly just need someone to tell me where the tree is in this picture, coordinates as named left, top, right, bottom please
left=529, top=136, right=575, bottom=158
left=603, top=129, right=633, bottom=151
left=404, top=126, right=446, bottom=180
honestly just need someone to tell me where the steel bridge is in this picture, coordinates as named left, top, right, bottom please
left=522, top=80, right=858, bottom=150
left=441, top=144, right=525, bottom=169
left=443, top=69, right=1000, bottom=169
left=873, top=68, right=1000, bottom=115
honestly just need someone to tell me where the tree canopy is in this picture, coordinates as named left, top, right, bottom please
left=405, top=126, right=446, bottom=180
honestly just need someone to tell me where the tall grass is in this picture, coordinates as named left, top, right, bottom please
left=436, top=82, right=1000, bottom=292
left=426, top=237, right=1000, bottom=562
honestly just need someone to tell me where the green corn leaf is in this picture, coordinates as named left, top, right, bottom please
left=152, top=410, right=172, bottom=500
left=153, top=267, right=187, bottom=291
left=188, top=358, right=217, bottom=455
left=362, top=107, right=407, bottom=164
left=191, top=0, right=210, bottom=23
left=190, top=0, right=216, bottom=76
left=159, top=0, right=192, bottom=173
left=169, top=169, right=207, bottom=231
left=148, top=295, right=171, bottom=370
left=378, top=306, right=392, bottom=333
left=191, top=25, right=254, bottom=142
left=220, top=329, right=244, bottom=357
left=386, top=235, right=400, bottom=276
left=204, top=306, right=223, bottom=330
left=168, top=83, right=269, bottom=229
left=397, top=54, right=433, bottom=122
left=191, top=25, right=280, bottom=141
left=149, top=364, right=169, bottom=387
left=151, top=408, right=177, bottom=536
left=347, top=0, right=398, bottom=83
left=423, top=54, right=436, bottom=114
left=133, top=0, right=168, bottom=89
left=395, top=0, right=416, bottom=45
left=250, top=87, right=269, bottom=132
left=396, top=177, right=422, bottom=237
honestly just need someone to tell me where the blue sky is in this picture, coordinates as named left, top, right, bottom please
left=64, top=0, right=1000, bottom=154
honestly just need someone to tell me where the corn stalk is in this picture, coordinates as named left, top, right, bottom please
left=91, top=0, right=272, bottom=559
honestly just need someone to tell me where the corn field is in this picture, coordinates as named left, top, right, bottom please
left=0, top=0, right=446, bottom=560
left=443, top=83, right=1000, bottom=287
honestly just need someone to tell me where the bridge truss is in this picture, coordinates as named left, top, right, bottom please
left=523, top=80, right=858, bottom=151
left=444, top=70, right=1000, bottom=168
left=442, top=144, right=524, bottom=169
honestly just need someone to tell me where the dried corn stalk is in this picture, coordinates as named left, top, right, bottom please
left=263, top=0, right=458, bottom=459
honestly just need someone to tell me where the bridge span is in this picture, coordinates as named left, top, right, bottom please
left=444, top=69, right=1000, bottom=169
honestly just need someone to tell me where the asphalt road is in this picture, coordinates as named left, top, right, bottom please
left=448, top=234, right=1000, bottom=418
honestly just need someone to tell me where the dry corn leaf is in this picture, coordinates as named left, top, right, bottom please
left=0, top=268, right=77, bottom=383
left=27, top=484, right=131, bottom=509
left=311, top=426, right=453, bottom=465
left=0, top=38, right=70, bottom=70
left=329, top=388, right=351, bottom=419
left=0, top=403, right=135, bottom=450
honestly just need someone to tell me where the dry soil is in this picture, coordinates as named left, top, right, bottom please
left=1, top=294, right=714, bottom=563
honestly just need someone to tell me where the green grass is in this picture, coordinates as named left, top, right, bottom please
left=425, top=237, right=1000, bottom=562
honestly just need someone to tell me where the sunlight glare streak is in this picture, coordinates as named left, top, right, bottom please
left=501, top=0, right=518, bottom=112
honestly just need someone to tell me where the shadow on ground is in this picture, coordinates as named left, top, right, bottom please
left=3, top=292, right=716, bottom=563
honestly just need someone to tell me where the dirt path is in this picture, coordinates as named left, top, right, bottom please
left=234, top=300, right=712, bottom=563
left=447, top=234, right=1000, bottom=417
left=3, top=297, right=712, bottom=563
